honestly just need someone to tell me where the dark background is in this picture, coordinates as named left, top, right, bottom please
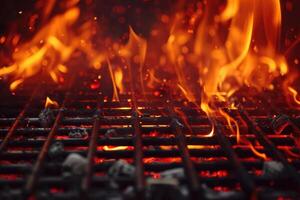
left=0, top=0, right=299, bottom=44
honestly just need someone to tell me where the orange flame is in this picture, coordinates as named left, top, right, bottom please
left=200, top=102, right=215, bottom=137
left=287, top=87, right=300, bottom=105
left=45, top=97, right=59, bottom=109
left=0, top=1, right=105, bottom=90
left=114, top=67, right=124, bottom=94
left=248, top=142, right=267, bottom=160
left=119, top=26, right=147, bottom=93
left=219, top=109, right=240, bottom=144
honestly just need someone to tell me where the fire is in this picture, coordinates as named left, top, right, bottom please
left=0, top=0, right=105, bottom=90
left=200, top=102, right=215, bottom=137
left=45, top=97, right=59, bottom=109
left=287, top=87, right=300, bottom=105
left=0, top=0, right=298, bottom=161
left=219, top=109, right=240, bottom=143
left=119, top=26, right=147, bottom=94
left=114, top=67, right=124, bottom=94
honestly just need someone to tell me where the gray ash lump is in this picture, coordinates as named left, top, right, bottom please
left=108, top=159, right=135, bottom=178
left=160, top=168, right=185, bottom=179
left=145, top=178, right=187, bottom=200
left=39, top=108, right=55, bottom=128
left=145, top=168, right=187, bottom=200
left=68, top=128, right=88, bottom=138
left=105, top=129, right=119, bottom=138
left=62, top=153, right=88, bottom=176
left=48, top=141, right=64, bottom=159
left=263, top=161, right=286, bottom=178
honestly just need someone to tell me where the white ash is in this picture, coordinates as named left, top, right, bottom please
left=39, top=108, right=55, bottom=128
left=160, top=168, right=185, bottom=179
left=48, top=142, right=64, bottom=159
left=105, top=129, right=119, bottom=138
left=147, top=177, right=179, bottom=187
left=201, top=184, right=238, bottom=199
left=108, top=159, right=135, bottom=178
left=68, top=128, right=88, bottom=138
left=62, top=153, right=88, bottom=175
left=263, top=161, right=285, bottom=178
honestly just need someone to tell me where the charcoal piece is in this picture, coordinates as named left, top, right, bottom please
left=146, top=178, right=186, bottom=200
left=109, top=179, right=119, bottom=190
left=62, top=153, right=88, bottom=175
left=201, top=184, right=240, bottom=200
left=108, top=159, right=135, bottom=178
left=48, top=141, right=64, bottom=159
left=271, top=114, right=292, bottom=134
left=160, top=168, right=184, bottom=179
left=68, top=128, right=88, bottom=138
left=123, top=186, right=135, bottom=199
left=147, top=177, right=179, bottom=186
left=263, top=161, right=285, bottom=178
left=105, top=129, right=118, bottom=138
left=39, top=108, right=55, bottom=128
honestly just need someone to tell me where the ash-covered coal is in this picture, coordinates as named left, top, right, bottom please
left=39, top=108, right=55, bottom=128
left=48, top=141, right=64, bottom=159
left=62, top=153, right=88, bottom=176
left=144, top=168, right=187, bottom=200
left=160, top=168, right=185, bottom=179
left=145, top=178, right=188, bottom=200
left=108, top=159, right=135, bottom=178
left=263, top=161, right=286, bottom=178
left=69, top=128, right=88, bottom=138
left=201, top=184, right=241, bottom=200
left=105, top=129, right=119, bottom=138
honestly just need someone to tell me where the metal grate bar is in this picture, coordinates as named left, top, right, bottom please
left=166, top=99, right=202, bottom=198
left=0, top=87, right=39, bottom=153
left=213, top=120, right=256, bottom=195
left=239, top=109, right=300, bottom=189
left=130, top=97, right=146, bottom=197
left=24, top=79, right=74, bottom=195
left=81, top=92, right=102, bottom=193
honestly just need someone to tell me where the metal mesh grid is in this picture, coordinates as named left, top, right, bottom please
left=0, top=71, right=300, bottom=199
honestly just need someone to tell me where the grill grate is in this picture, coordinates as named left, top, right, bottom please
left=0, top=72, right=300, bottom=199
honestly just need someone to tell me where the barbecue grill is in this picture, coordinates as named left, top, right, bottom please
left=1, top=0, right=300, bottom=199
left=0, top=69, right=299, bottom=200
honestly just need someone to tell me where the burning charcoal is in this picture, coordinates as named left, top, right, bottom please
left=108, top=159, right=135, bottom=178
left=62, top=153, right=88, bottom=175
left=263, top=161, right=286, bottom=178
left=39, top=108, right=55, bottom=128
left=271, top=114, right=292, bottom=134
left=68, top=128, right=88, bottom=138
left=48, top=141, right=64, bottom=159
left=160, top=168, right=185, bottom=179
left=105, top=129, right=119, bottom=138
